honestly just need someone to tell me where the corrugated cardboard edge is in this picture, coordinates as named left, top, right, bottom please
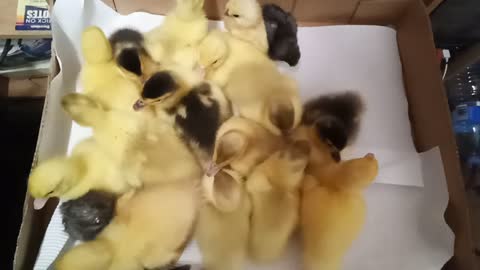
left=112, top=0, right=295, bottom=18
left=13, top=54, right=57, bottom=270
left=112, top=0, right=444, bottom=16
left=396, top=1, right=474, bottom=269
left=14, top=1, right=64, bottom=269
left=13, top=1, right=119, bottom=269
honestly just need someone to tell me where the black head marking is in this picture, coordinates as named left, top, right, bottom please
left=142, top=71, right=178, bottom=99
left=60, top=191, right=116, bottom=241
left=314, top=116, right=348, bottom=151
left=109, top=29, right=147, bottom=75
left=109, top=28, right=144, bottom=47
left=324, top=139, right=341, bottom=162
left=117, top=48, right=141, bottom=75
left=304, top=92, right=364, bottom=150
left=174, top=84, right=220, bottom=152
left=263, top=4, right=300, bottom=66
left=269, top=38, right=300, bottom=66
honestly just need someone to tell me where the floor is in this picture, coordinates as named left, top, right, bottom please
left=2, top=96, right=44, bottom=269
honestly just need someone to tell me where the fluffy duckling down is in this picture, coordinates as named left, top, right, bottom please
left=293, top=92, right=377, bottom=270
left=198, top=30, right=302, bottom=135
left=56, top=180, right=199, bottom=270
left=144, top=0, right=208, bottom=63
left=134, top=69, right=232, bottom=166
left=223, top=0, right=268, bottom=54
left=196, top=169, right=251, bottom=270
left=29, top=27, right=148, bottom=205
left=246, top=140, right=310, bottom=263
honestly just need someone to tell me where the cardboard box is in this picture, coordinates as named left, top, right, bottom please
left=6, top=77, right=49, bottom=97
left=14, top=0, right=477, bottom=269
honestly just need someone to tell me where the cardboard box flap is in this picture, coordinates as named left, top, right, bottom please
left=14, top=30, right=66, bottom=270
left=351, top=0, right=409, bottom=25
left=113, top=0, right=414, bottom=24
left=114, top=0, right=295, bottom=19
left=397, top=1, right=474, bottom=269
left=292, top=0, right=359, bottom=23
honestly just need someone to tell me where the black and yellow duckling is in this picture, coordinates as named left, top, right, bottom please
left=133, top=70, right=232, bottom=165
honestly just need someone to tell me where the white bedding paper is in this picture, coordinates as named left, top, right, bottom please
left=34, top=0, right=453, bottom=269
left=286, top=26, right=424, bottom=187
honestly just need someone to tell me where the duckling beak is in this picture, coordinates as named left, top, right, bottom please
left=133, top=99, right=146, bottom=111
left=206, top=162, right=222, bottom=177
left=134, top=96, right=170, bottom=111
left=224, top=9, right=230, bottom=16
left=34, top=198, right=49, bottom=210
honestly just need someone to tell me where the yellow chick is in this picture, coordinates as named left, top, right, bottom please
left=56, top=180, right=198, bottom=270
left=198, top=30, right=302, bottom=135
left=28, top=138, right=141, bottom=207
left=108, top=28, right=165, bottom=83
left=225, top=62, right=303, bottom=135
left=125, top=68, right=212, bottom=188
left=58, top=92, right=148, bottom=196
left=144, top=0, right=208, bottom=62
left=298, top=124, right=378, bottom=270
left=224, top=0, right=268, bottom=53
left=246, top=140, right=310, bottom=263
left=72, top=27, right=148, bottom=163
left=206, top=116, right=284, bottom=178
left=29, top=26, right=203, bottom=204
left=119, top=41, right=221, bottom=187
left=61, top=93, right=146, bottom=165
left=81, top=27, right=142, bottom=109
left=34, top=97, right=154, bottom=203
left=133, top=71, right=232, bottom=167
left=196, top=169, right=251, bottom=270
left=198, top=29, right=274, bottom=87
left=29, top=27, right=148, bottom=204
left=103, top=26, right=208, bottom=187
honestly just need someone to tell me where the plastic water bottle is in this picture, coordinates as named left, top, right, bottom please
left=452, top=103, right=480, bottom=158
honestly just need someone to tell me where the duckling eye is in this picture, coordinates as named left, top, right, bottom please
left=212, top=60, right=219, bottom=65
left=232, top=14, right=240, bottom=18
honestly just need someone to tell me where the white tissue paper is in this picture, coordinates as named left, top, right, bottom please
left=33, top=0, right=454, bottom=269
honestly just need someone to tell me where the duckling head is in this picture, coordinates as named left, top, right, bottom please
left=206, top=129, right=248, bottom=177
left=224, top=0, right=262, bottom=29
left=28, top=157, right=86, bottom=209
left=133, top=71, right=189, bottom=111
left=198, top=30, right=229, bottom=74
